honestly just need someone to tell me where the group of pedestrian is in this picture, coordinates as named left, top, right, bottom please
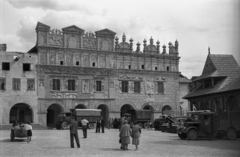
left=119, top=120, right=141, bottom=151
left=95, top=117, right=105, bottom=133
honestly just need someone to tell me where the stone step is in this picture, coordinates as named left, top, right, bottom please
left=0, top=124, right=47, bottom=130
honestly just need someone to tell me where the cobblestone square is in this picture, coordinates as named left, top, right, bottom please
left=1, top=129, right=240, bottom=157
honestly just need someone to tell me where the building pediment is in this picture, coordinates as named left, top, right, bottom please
left=35, top=22, right=50, bottom=31
left=95, top=29, right=116, bottom=37
left=62, top=25, right=85, bottom=34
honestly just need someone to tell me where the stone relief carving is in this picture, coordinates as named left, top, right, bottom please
left=48, top=29, right=63, bottom=46
left=146, top=79, right=154, bottom=94
left=83, top=32, right=97, bottom=49
left=49, top=51, right=56, bottom=65
left=82, top=79, right=90, bottom=93
left=40, top=52, right=47, bottom=64
left=58, top=53, right=64, bottom=60
left=83, top=55, right=89, bottom=66
left=155, top=77, right=165, bottom=82
left=66, top=53, right=73, bottom=66
left=119, top=75, right=143, bottom=81
left=118, top=62, right=123, bottom=69
left=39, top=33, right=46, bottom=45
left=99, top=56, right=105, bottom=68
left=39, top=79, right=44, bottom=87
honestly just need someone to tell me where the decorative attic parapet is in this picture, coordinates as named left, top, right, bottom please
left=95, top=29, right=116, bottom=51
left=144, top=37, right=159, bottom=55
left=82, top=32, right=97, bottom=50
left=115, top=34, right=132, bottom=53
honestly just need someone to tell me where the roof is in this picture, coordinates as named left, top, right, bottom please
left=184, top=54, right=240, bottom=99
left=179, top=74, right=191, bottom=83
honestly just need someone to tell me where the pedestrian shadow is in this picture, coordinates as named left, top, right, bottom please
left=0, top=139, right=26, bottom=142
left=43, top=146, right=73, bottom=149
left=101, top=148, right=128, bottom=151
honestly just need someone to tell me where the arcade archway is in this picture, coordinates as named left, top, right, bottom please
left=75, top=104, right=87, bottom=109
left=200, top=100, right=210, bottom=110
left=211, top=98, right=221, bottom=112
left=9, top=103, right=33, bottom=123
left=97, top=104, right=109, bottom=125
left=121, top=104, right=133, bottom=117
left=47, top=104, right=63, bottom=128
left=162, top=105, right=172, bottom=116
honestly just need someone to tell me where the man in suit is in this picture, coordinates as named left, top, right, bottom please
left=100, top=117, right=105, bottom=133
left=69, top=117, right=80, bottom=148
left=81, top=117, right=89, bottom=138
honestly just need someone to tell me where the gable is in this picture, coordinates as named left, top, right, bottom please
left=95, top=28, right=116, bottom=36
left=202, top=55, right=216, bottom=75
left=62, top=25, right=85, bottom=33
left=35, top=22, right=50, bottom=31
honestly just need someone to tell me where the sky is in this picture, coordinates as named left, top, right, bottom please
left=0, top=0, right=239, bottom=79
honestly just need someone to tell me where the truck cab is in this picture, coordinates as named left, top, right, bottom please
left=178, top=110, right=239, bottom=140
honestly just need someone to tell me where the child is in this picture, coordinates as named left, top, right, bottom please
left=27, top=122, right=32, bottom=143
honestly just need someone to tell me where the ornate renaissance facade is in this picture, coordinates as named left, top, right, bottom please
left=0, top=22, right=189, bottom=127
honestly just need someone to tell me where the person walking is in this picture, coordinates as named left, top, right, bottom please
left=100, top=117, right=105, bottom=133
left=26, top=122, right=32, bottom=143
left=119, top=120, right=132, bottom=150
left=131, top=121, right=141, bottom=150
left=69, top=117, right=80, bottom=148
left=81, top=117, right=89, bottom=138
left=95, top=118, right=100, bottom=133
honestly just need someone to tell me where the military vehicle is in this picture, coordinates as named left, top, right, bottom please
left=56, top=109, right=101, bottom=130
left=10, top=123, right=28, bottom=142
left=177, top=110, right=240, bottom=140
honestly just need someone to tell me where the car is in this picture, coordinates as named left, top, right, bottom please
left=161, top=116, right=187, bottom=133
left=11, top=123, right=28, bottom=142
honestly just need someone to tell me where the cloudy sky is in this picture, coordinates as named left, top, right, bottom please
left=0, top=0, right=239, bottom=79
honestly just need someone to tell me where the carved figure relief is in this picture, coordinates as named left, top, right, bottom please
left=118, top=62, right=123, bottom=69
left=83, top=32, right=97, bottom=49
left=82, top=79, right=90, bottom=93
left=40, top=52, right=47, bottom=64
left=68, top=36, right=77, bottom=49
left=66, top=53, right=73, bottom=66
left=113, top=61, right=117, bottom=69
left=58, top=53, right=64, bottom=60
left=48, top=29, right=63, bottom=46
left=99, top=56, right=105, bottom=68
left=83, top=55, right=89, bottom=67
left=146, top=80, right=154, bottom=94
left=49, top=51, right=56, bottom=65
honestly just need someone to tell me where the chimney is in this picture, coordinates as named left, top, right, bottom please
left=0, top=44, right=7, bottom=51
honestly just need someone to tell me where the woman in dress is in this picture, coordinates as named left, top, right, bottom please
left=131, top=121, right=141, bottom=150
left=119, top=120, right=131, bottom=150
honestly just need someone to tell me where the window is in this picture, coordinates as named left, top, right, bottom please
left=60, top=61, right=64, bottom=65
left=142, top=65, right=145, bottom=69
left=68, top=80, right=75, bottom=91
left=13, top=78, right=21, bottom=90
left=166, top=66, right=169, bottom=71
left=53, top=79, right=60, bottom=90
left=157, top=82, right=164, bottom=93
left=134, top=82, right=140, bottom=93
left=96, top=81, right=102, bottom=91
left=92, top=62, right=95, bottom=67
left=128, top=65, right=131, bottom=69
left=27, top=79, right=35, bottom=90
left=122, top=81, right=128, bottom=93
left=2, top=62, right=10, bottom=70
left=155, top=67, right=158, bottom=70
left=0, top=78, right=6, bottom=90
left=23, top=63, right=31, bottom=71
left=76, top=61, right=79, bottom=66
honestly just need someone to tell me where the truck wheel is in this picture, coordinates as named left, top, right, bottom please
left=61, top=121, right=69, bottom=130
left=226, top=128, right=237, bottom=140
left=88, top=123, right=94, bottom=129
left=10, top=131, right=14, bottom=142
left=187, top=129, right=198, bottom=140
left=178, top=133, right=187, bottom=139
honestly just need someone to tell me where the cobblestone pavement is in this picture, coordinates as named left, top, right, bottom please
left=1, top=128, right=240, bottom=157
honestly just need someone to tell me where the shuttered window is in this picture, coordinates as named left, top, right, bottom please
left=122, top=81, right=128, bottom=93
left=68, top=80, right=75, bottom=91
left=157, top=82, right=164, bottom=93
left=134, top=82, right=140, bottom=93
left=53, top=79, right=60, bottom=90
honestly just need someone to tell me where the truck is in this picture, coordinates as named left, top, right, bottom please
left=127, top=109, right=152, bottom=128
left=177, top=110, right=240, bottom=140
left=56, top=109, right=101, bottom=130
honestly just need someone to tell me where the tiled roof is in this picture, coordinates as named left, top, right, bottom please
left=184, top=54, right=240, bottom=99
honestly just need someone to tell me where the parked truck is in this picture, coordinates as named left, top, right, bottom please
left=177, top=110, right=240, bottom=140
left=56, top=109, right=101, bottom=130
left=127, top=109, right=152, bottom=128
